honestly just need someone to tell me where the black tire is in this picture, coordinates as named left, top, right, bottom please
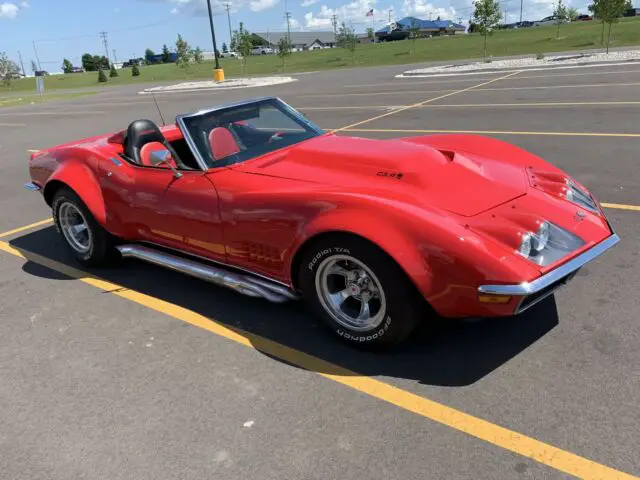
left=298, top=235, right=426, bottom=350
left=51, top=187, right=116, bottom=267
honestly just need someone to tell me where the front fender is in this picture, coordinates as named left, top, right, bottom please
left=46, top=159, right=107, bottom=226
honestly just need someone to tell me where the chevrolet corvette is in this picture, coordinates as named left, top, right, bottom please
left=25, top=97, right=619, bottom=348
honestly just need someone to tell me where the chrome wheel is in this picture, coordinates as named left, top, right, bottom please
left=58, top=202, right=92, bottom=254
left=315, top=254, right=387, bottom=332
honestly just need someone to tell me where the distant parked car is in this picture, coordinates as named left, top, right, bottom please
left=220, top=51, right=240, bottom=58
left=576, top=14, right=593, bottom=21
left=534, top=15, right=570, bottom=26
left=71, top=67, right=85, bottom=73
left=251, top=46, right=273, bottom=55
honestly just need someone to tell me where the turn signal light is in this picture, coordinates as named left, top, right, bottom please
left=478, top=295, right=512, bottom=304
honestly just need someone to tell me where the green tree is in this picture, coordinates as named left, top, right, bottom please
left=472, top=0, right=502, bottom=62
left=175, top=34, right=192, bottom=68
left=408, top=18, right=421, bottom=55
left=232, top=22, right=253, bottom=76
left=222, top=42, right=228, bottom=53
left=97, top=68, right=107, bottom=83
left=277, top=37, right=292, bottom=71
left=132, top=64, right=140, bottom=76
left=81, top=53, right=95, bottom=71
left=62, top=58, right=74, bottom=74
left=0, top=52, right=20, bottom=86
left=109, top=63, right=119, bottom=77
left=336, top=22, right=357, bottom=64
left=593, top=0, right=630, bottom=52
left=567, top=6, right=580, bottom=20
left=193, top=46, right=204, bottom=63
left=366, top=27, right=374, bottom=42
left=161, top=44, right=171, bottom=63
left=145, top=48, right=156, bottom=64
left=249, top=33, right=266, bottom=47
left=553, top=0, right=569, bottom=38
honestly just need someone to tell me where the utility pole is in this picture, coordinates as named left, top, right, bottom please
left=519, top=0, right=523, bottom=22
left=224, top=2, right=233, bottom=46
left=32, top=41, right=42, bottom=70
left=284, top=0, right=291, bottom=42
left=17, top=50, right=26, bottom=76
left=205, top=0, right=223, bottom=77
left=100, top=31, right=110, bottom=63
left=331, top=13, right=338, bottom=34
left=388, top=8, right=393, bottom=23
left=112, top=49, right=118, bottom=64
left=504, top=5, right=507, bottom=22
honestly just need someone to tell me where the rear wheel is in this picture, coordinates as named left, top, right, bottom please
left=299, top=235, right=425, bottom=349
left=52, top=187, right=116, bottom=267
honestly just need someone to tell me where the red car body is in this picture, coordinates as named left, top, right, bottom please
left=26, top=97, right=618, bottom=323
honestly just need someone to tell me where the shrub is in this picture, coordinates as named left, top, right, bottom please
left=132, top=64, right=140, bottom=76
left=109, top=64, right=118, bottom=77
left=98, top=69, right=107, bottom=83
left=536, top=52, right=545, bottom=60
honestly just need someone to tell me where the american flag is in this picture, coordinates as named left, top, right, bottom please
left=366, top=8, right=374, bottom=16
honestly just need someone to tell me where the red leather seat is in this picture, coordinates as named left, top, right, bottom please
left=208, top=127, right=240, bottom=161
left=139, top=142, right=178, bottom=169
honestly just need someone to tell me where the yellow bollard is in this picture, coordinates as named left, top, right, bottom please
left=214, top=68, right=225, bottom=82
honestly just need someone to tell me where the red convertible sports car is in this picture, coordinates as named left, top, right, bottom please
left=26, top=97, right=619, bottom=349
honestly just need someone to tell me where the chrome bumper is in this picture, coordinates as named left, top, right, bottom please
left=24, top=182, right=41, bottom=191
left=478, top=233, right=620, bottom=313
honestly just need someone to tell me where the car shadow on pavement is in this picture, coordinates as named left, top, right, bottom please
left=9, top=227, right=559, bottom=387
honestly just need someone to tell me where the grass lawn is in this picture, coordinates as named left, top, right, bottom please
left=2, top=17, right=639, bottom=94
left=0, top=91, right=99, bottom=108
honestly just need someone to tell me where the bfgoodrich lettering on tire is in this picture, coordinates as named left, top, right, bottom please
left=298, top=235, right=425, bottom=349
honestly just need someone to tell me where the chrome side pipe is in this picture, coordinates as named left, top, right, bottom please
left=116, top=244, right=298, bottom=304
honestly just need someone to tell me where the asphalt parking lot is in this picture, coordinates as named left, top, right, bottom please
left=1, top=63, right=639, bottom=480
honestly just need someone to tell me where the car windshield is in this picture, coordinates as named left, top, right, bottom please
left=177, top=97, right=324, bottom=169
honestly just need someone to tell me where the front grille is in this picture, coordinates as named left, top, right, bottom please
left=516, top=270, right=578, bottom=313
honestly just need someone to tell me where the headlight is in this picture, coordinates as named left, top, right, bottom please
left=517, top=221, right=584, bottom=266
left=532, top=221, right=550, bottom=251
left=565, top=179, right=599, bottom=214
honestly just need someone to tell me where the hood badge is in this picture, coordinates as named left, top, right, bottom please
left=574, top=211, right=586, bottom=221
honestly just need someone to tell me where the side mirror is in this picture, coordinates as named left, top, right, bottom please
left=152, top=150, right=183, bottom=179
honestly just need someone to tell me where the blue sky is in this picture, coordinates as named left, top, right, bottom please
left=2, top=0, right=590, bottom=73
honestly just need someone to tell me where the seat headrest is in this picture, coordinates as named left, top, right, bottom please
left=124, top=119, right=166, bottom=164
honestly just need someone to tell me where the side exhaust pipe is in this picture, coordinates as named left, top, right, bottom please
left=116, top=245, right=298, bottom=304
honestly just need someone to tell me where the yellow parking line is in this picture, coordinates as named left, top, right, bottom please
left=601, top=202, right=640, bottom=211
left=0, top=218, right=53, bottom=238
left=341, top=127, right=640, bottom=138
left=0, top=238, right=637, bottom=479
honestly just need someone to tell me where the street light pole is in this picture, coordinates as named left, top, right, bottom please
left=206, top=0, right=224, bottom=80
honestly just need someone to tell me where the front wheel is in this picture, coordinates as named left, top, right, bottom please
left=52, top=187, right=117, bottom=267
left=299, top=236, right=426, bottom=349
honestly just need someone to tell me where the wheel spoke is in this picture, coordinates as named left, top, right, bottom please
left=71, top=224, right=87, bottom=235
left=328, top=264, right=350, bottom=278
left=329, top=288, right=352, bottom=307
left=357, top=300, right=371, bottom=321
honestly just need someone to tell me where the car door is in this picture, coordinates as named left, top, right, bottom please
left=98, top=157, right=226, bottom=264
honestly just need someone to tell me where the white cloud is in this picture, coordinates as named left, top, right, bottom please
left=304, top=0, right=384, bottom=30
left=0, top=2, right=19, bottom=19
left=401, top=0, right=456, bottom=19
left=20, top=0, right=28, bottom=7
left=170, top=6, right=179, bottom=13
left=249, top=0, right=279, bottom=11
left=288, top=17, right=301, bottom=28
left=301, top=0, right=319, bottom=6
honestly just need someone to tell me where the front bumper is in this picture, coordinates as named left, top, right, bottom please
left=478, top=233, right=620, bottom=314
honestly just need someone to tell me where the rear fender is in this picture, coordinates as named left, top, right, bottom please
left=45, top=159, right=107, bottom=226
left=288, top=208, right=434, bottom=299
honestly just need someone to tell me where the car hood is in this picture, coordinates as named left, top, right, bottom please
left=235, top=134, right=528, bottom=217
